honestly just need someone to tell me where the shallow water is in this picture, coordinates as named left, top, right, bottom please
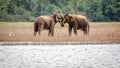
left=0, top=44, right=120, bottom=68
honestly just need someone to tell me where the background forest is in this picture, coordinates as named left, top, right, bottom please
left=0, top=0, right=120, bottom=22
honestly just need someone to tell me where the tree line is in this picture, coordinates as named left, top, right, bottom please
left=0, top=0, right=120, bottom=22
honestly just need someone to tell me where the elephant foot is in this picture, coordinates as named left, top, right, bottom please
left=69, top=34, right=71, bottom=36
left=34, top=32, right=37, bottom=36
left=75, top=34, right=77, bottom=36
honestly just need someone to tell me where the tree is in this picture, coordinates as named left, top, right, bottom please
left=45, top=4, right=61, bottom=15
left=0, top=0, right=120, bottom=22
left=102, top=0, right=120, bottom=21
left=87, top=1, right=103, bottom=21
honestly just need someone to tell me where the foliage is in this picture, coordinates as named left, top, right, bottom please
left=0, top=0, right=120, bottom=22
left=87, top=1, right=104, bottom=21
left=45, top=4, right=61, bottom=15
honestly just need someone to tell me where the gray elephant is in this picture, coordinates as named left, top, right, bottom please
left=34, top=14, right=64, bottom=36
left=63, top=13, right=89, bottom=36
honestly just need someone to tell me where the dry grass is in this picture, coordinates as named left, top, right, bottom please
left=0, top=22, right=120, bottom=44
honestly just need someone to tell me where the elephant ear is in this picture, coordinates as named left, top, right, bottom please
left=69, top=16, right=74, bottom=22
left=55, top=16, right=59, bottom=22
left=66, top=13, right=73, bottom=20
left=53, top=14, right=59, bottom=22
left=67, top=13, right=72, bottom=17
left=59, top=14, right=64, bottom=20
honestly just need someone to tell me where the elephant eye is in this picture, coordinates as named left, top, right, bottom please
left=57, top=17, right=60, bottom=19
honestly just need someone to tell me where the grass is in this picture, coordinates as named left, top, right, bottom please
left=90, top=22, right=120, bottom=28
left=0, top=22, right=120, bottom=31
left=0, top=22, right=67, bottom=30
left=0, top=22, right=120, bottom=29
left=0, top=22, right=33, bottom=30
left=0, top=22, right=120, bottom=44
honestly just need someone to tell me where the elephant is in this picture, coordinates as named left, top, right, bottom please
left=63, top=13, right=89, bottom=36
left=34, top=14, right=64, bottom=37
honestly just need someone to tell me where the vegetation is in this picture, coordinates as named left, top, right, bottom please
left=0, top=22, right=120, bottom=43
left=0, top=0, right=120, bottom=22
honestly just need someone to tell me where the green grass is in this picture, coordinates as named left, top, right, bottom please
left=90, top=22, right=120, bottom=28
left=0, top=22, right=120, bottom=30
left=0, top=22, right=33, bottom=30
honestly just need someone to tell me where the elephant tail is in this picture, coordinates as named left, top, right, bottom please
left=87, top=24, right=89, bottom=35
left=34, top=22, right=38, bottom=32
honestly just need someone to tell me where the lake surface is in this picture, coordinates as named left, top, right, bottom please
left=0, top=44, right=120, bottom=68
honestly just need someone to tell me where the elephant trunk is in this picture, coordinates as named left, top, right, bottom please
left=61, top=22, right=64, bottom=27
left=62, top=19, right=67, bottom=27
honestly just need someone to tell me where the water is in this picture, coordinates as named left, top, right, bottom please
left=0, top=44, right=120, bottom=68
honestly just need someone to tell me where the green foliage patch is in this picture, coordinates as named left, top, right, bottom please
left=0, top=0, right=120, bottom=22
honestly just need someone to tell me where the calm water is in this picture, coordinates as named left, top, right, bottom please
left=0, top=44, right=120, bottom=68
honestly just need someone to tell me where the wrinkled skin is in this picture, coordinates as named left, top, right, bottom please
left=34, top=14, right=64, bottom=37
left=63, top=13, right=89, bottom=36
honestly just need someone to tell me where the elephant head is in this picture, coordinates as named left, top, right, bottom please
left=53, top=14, right=64, bottom=27
left=63, top=13, right=74, bottom=25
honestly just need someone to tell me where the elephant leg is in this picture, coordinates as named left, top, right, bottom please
left=38, top=31, right=40, bottom=35
left=85, top=25, right=89, bottom=35
left=83, top=30, right=86, bottom=35
left=86, top=25, right=89, bottom=35
left=48, top=29, right=51, bottom=37
left=49, top=26, right=54, bottom=37
left=83, top=28, right=87, bottom=35
left=51, top=29, right=54, bottom=37
left=38, top=27, right=41, bottom=35
left=85, top=29, right=88, bottom=35
left=48, top=29, right=54, bottom=37
left=38, top=25, right=43, bottom=35
left=34, top=23, right=38, bottom=36
left=85, top=30, right=87, bottom=35
left=73, top=27, right=77, bottom=36
left=34, top=31, right=37, bottom=36
left=49, top=25, right=55, bottom=37
left=69, top=26, right=72, bottom=36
